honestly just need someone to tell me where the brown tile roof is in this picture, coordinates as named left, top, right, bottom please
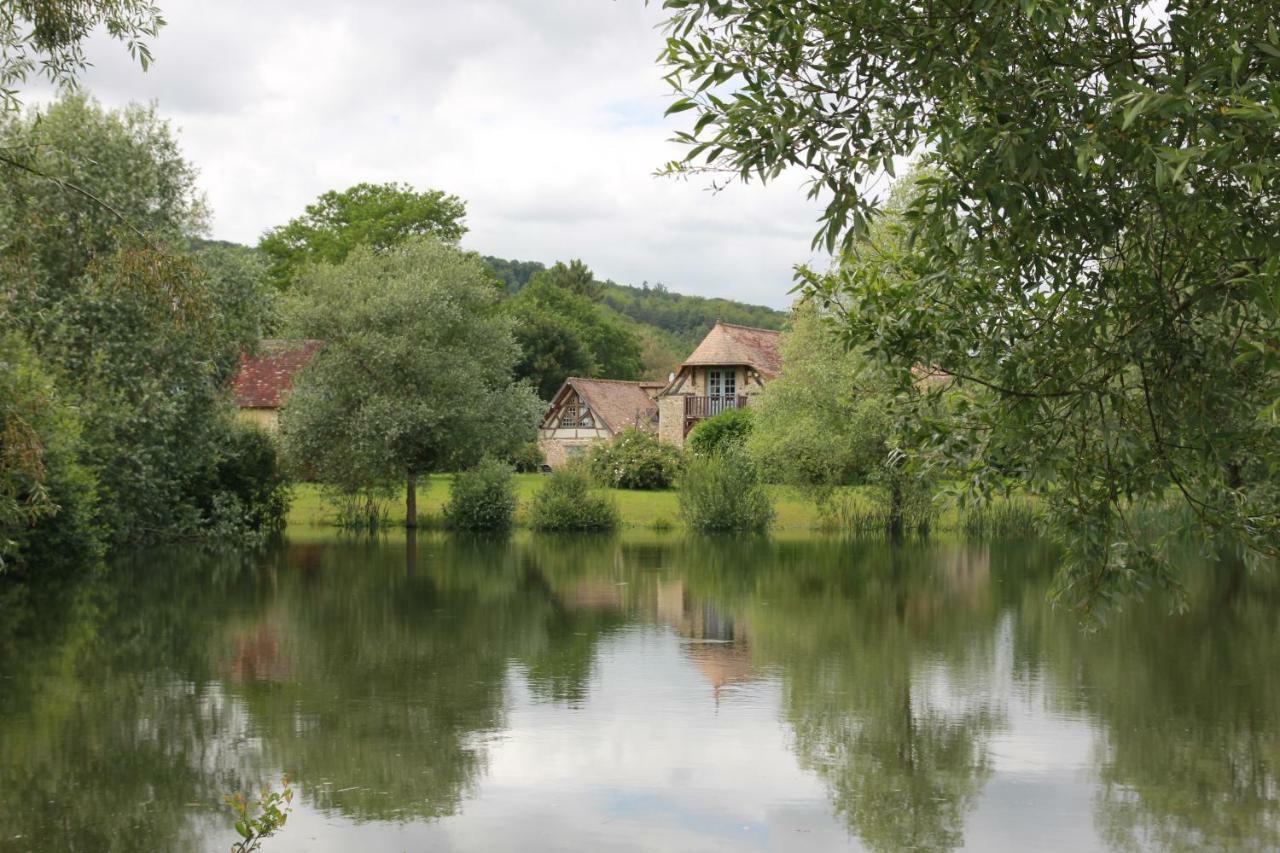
left=681, top=321, right=782, bottom=378
left=231, top=339, right=323, bottom=408
left=555, top=378, right=658, bottom=434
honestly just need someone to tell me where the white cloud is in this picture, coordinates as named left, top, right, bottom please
left=55, top=0, right=826, bottom=308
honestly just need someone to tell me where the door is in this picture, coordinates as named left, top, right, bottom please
left=707, top=369, right=736, bottom=414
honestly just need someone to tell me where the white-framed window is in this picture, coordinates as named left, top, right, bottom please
left=560, top=403, right=580, bottom=428
left=708, top=369, right=736, bottom=399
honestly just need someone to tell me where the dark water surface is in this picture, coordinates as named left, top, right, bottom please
left=1, top=534, right=1276, bottom=852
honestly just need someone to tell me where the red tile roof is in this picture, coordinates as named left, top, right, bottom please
left=231, top=339, right=323, bottom=408
left=550, top=378, right=658, bottom=434
left=681, top=321, right=783, bottom=378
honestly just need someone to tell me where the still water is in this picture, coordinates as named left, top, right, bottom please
left=0, top=533, right=1276, bottom=852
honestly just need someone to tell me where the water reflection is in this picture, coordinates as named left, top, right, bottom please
left=0, top=535, right=1275, bottom=852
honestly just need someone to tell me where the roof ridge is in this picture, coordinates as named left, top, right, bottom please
left=714, top=320, right=781, bottom=334
left=569, top=376, right=651, bottom=385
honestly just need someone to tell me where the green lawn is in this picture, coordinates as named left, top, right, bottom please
left=286, top=474, right=1038, bottom=535
left=287, top=474, right=845, bottom=531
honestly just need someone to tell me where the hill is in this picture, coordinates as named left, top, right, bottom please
left=481, top=256, right=787, bottom=353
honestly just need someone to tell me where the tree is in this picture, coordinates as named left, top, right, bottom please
left=1, top=95, right=281, bottom=549
left=511, top=271, right=645, bottom=382
left=507, top=300, right=597, bottom=399
left=258, top=182, right=467, bottom=290
left=542, top=259, right=603, bottom=300
left=279, top=238, right=543, bottom=526
left=0, top=1, right=164, bottom=114
left=659, top=0, right=1280, bottom=612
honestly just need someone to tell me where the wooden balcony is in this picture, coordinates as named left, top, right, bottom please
left=684, top=395, right=748, bottom=433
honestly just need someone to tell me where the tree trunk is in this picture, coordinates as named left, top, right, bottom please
left=406, top=471, right=418, bottom=529
left=888, top=478, right=904, bottom=540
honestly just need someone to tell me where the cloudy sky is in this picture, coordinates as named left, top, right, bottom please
left=55, top=0, right=829, bottom=308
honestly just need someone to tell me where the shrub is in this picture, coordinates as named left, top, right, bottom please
left=509, top=441, right=545, bottom=473
left=687, top=407, right=755, bottom=457
left=445, top=458, right=518, bottom=532
left=588, top=429, right=682, bottom=489
left=203, top=421, right=293, bottom=536
left=527, top=463, right=619, bottom=532
left=678, top=446, right=774, bottom=533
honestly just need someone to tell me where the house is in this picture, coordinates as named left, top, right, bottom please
left=538, top=377, right=660, bottom=467
left=656, top=321, right=782, bottom=447
left=230, top=339, right=323, bottom=431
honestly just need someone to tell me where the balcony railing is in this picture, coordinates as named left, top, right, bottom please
left=684, top=395, right=748, bottom=421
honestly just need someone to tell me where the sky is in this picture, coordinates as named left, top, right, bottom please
left=51, top=0, right=829, bottom=309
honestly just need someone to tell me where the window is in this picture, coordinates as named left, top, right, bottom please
left=558, top=398, right=594, bottom=429
left=708, top=369, right=736, bottom=398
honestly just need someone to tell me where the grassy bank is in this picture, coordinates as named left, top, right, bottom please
left=287, top=475, right=1040, bottom=534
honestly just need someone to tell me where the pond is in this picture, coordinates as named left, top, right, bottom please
left=0, top=533, right=1276, bottom=852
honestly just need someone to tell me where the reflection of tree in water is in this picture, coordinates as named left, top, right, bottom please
left=0, top=551, right=269, bottom=852
left=237, top=535, right=628, bottom=820
left=670, top=538, right=1005, bottom=852
left=1016, top=556, right=1280, bottom=852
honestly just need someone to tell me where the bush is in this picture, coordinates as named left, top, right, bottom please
left=588, top=429, right=682, bottom=489
left=200, top=421, right=293, bottom=536
left=527, top=463, right=619, bottom=532
left=509, top=441, right=545, bottom=473
left=687, top=407, right=754, bottom=457
left=445, top=459, right=518, bottom=532
left=678, top=446, right=774, bottom=533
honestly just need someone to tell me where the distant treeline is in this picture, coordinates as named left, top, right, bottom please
left=482, top=256, right=785, bottom=350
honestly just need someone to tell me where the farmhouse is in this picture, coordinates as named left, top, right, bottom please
left=656, top=321, right=782, bottom=447
left=230, top=339, right=322, bottom=431
left=538, top=377, right=660, bottom=467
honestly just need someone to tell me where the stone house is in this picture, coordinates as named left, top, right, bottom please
left=230, top=339, right=323, bottom=431
left=656, top=321, right=782, bottom=447
left=538, top=377, right=661, bottom=467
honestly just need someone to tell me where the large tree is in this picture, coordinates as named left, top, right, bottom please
left=659, top=0, right=1280, bottom=613
left=258, top=181, right=467, bottom=290
left=1, top=95, right=280, bottom=550
left=280, top=238, right=542, bottom=526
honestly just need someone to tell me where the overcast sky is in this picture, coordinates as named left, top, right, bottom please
left=52, top=0, right=829, bottom=308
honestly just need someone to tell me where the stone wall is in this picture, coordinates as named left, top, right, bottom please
left=658, top=395, right=686, bottom=448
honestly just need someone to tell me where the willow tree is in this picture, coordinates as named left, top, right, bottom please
left=280, top=238, right=542, bottom=526
left=659, top=0, right=1280, bottom=614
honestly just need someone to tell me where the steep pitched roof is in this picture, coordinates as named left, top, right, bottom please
left=549, top=378, right=657, bottom=434
left=681, top=321, right=783, bottom=378
left=231, top=339, right=323, bottom=408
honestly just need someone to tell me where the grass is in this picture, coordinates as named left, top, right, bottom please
left=286, top=474, right=1042, bottom=534
left=288, top=474, right=832, bottom=531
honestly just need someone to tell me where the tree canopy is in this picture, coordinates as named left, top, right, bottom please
left=659, top=0, right=1280, bottom=612
left=258, top=181, right=467, bottom=290
left=279, top=238, right=542, bottom=525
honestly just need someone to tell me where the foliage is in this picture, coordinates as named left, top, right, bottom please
left=507, top=298, right=597, bottom=399
left=258, top=182, right=467, bottom=290
left=226, top=776, right=293, bottom=853
left=444, top=459, right=519, bottom=532
left=659, top=0, right=1280, bottom=612
left=747, top=302, right=895, bottom=489
left=485, top=255, right=786, bottom=352
left=678, top=446, right=773, bottom=533
left=199, top=421, right=292, bottom=537
left=1, top=95, right=276, bottom=549
left=508, top=441, right=545, bottom=474
left=598, top=279, right=785, bottom=350
left=0, top=0, right=164, bottom=113
left=588, top=429, right=682, bottom=490
left=540, top=259, right=603, bottom=300
left=483, top=255, right=545, bottom=294
left=279, top=238, right=543, bottom=525
left=327, top=488, right=391, bottom=533
left=508, top=266, right=645, bottom=383
left=0, top=333, right=101, bottom=571
left=687, top=407, right=754, bottom=457
left=526, top=463, right=619, bottom=532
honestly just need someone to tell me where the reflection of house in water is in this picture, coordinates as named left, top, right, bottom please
left=657, top=579, right=757, bottom=699
left=220, top=625, right=292, bottom=685
left=560, top=580, right=623, bottom=611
